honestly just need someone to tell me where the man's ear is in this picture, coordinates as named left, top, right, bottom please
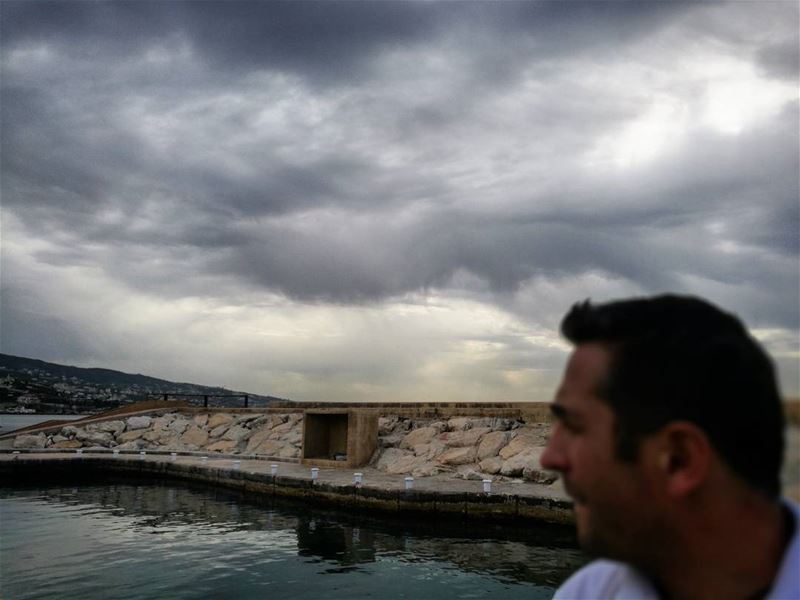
left=651, top=422, right=712, bottom=498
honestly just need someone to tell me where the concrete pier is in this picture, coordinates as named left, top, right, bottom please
left=0, top=449, right=574, bottom=526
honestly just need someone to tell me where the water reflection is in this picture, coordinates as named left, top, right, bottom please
left=2, top=479, right=585, bottom=592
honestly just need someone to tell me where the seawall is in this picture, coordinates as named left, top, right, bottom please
left=3, top=405, right=559, bottom=485
left=0, top=450, right=574, bottom=526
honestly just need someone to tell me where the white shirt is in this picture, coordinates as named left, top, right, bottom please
left=553, top=501, right=800, bottom=600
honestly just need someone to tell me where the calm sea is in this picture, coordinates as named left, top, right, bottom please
left=0, top=413, right=86, bottom=433
left=0, top=481, right=586, bottom=600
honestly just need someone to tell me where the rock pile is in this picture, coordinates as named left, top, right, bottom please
left=370, top=416, right=557, bottom=484
left=12, top=412, right=304, bottom=458
left=11, top=411, right=558, bottom=485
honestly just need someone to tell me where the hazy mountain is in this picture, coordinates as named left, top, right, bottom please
left=0, top=353, right=289, bottom=413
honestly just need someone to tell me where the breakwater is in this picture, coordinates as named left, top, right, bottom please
left=0, top=451, right=574, bottom=526
left=3, top=407, right=558, bottom=485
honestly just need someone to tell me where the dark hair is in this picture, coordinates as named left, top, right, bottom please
left=561, top=294, right=785, bottom=498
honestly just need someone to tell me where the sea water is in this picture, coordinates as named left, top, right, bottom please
left=0, top=481, right=586, bottom=600
left=0, top=413, right=86, bottom=432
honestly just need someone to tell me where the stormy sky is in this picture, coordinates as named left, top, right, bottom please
left=1, top=1, right=798, bottom=402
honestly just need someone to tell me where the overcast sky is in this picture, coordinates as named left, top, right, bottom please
left=1, top=1, right=798, bottom=402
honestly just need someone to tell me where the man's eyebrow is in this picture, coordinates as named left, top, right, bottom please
left=550, top=403, right=568, bottom=420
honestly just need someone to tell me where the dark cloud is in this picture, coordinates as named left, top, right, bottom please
left=3, top=1, right=691, bottom=85
left=757, top=41, right=800, bottom=80
left=0, top=286, right=96, bottom=363
left=1, top=2, right=176, bottom=55
left=1, top=1, right=797, bottom=396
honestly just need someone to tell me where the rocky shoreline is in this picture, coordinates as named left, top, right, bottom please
left=7, top=411, right=557, bottom=486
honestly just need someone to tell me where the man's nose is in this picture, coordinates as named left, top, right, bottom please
left=540, top=425, right=568, bottom=472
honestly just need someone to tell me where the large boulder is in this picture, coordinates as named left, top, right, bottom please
left=206, top=440, right=238, bottom=453
left=379, top=416, right=399, bottom=436
left=143, top=430, right=162, bottom=442
left=385, top=453, right=426, bottom=475
left=379, top=433, right=405, bottom=448
left=209, top=424, right=230, bottom=438
left=152, top=415, right=176, bottom=430
left=437, top=446, right=477, bottom=466
left=477, top=431, right=509, bottom=460
left=84, top=431, right=113, bottom=446
left=523, top=465, right=558, bottom=485
left=269, top=414, right=289, bottom=427
left=244, top=415, right=271, bottom=428
left=248, top=439, right=285, bottom=456
left=234, top=414, right=261, bottom=425
left=399, top=426, right=438, bottom=449
left=127, top=416, right=152, bottom=430
left=168, top=418, right=191, bottom=435
left=244, top=428, right=272, bottom=453
left=223, top=425, right=251, bottom=442
left=267, top=421, right=295, bottom=437
left=439, top=427, right=491, bottom=448
left=517, top=447, right=557, bottom=483
left=373, top=447, right=412, bottom=471
left=52, top=439, right=82, bottom=449
left=478, top=456, right=503, bottom=475
left=500, top=448, right=543, bottom=477
left=181, top=427, right=209, bottom=447
left=155, top=434, right=181, bottom=449
left=446, top=417, right=474, bottom=431
left=429, top=421, right=449, bottom=434
left=498, top=432, right=540, bottom=459
left=96, top=420, right=126, bottom=436
left=207, top=413, right=234, bottom=429
left=193, top=414, right=209, bottom=427
left=13, top=433, right=47, bottom=449
left=118, top=430, right=146, bottom=443
left=411, top=440, right=447, bottom=461
left=72, top=428, right=91, bottom=441
left=61, top=425, right=80, bottom=438
left=514, top=425, right=549, bottom=445
left=489, top=418, right=515, bottom=431
left=283, top=429, right=302, bottom=446
left=116, top=440, right=146, bottom=450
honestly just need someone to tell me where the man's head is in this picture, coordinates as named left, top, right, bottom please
left=541, top=294, right=785, bottom=557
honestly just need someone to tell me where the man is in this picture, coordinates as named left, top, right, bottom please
left=541, top=295, right=798, bottom=600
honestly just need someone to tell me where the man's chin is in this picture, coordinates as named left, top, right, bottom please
left=576, top=521, right=629, bottom=561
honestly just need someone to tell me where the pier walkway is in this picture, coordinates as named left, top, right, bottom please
left=0, top=449, right=574, bottom=527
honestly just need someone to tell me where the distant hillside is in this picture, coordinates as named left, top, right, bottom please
left=0, top=353, right=289, bottom=414
left=0, top=353, right=203, bottom=388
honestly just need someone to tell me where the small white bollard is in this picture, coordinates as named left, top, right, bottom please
left=404, top=476, right=414, bottom=491
left=139, top=451, right=146, bottom=460
left=113, top=449, right=120, bottom=456
left=233, top=460, right=241, bottom=470
left=76, top=449, right=83, bottom=456
left=483, top=479, right=492, bottom=494
left=311, top=467, right=319, bottom=482
left=270, top=464, right=278, bottom=476
left=170, top=452, right=177, bottom=461
left=354, top=472, right=363, bottom=487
